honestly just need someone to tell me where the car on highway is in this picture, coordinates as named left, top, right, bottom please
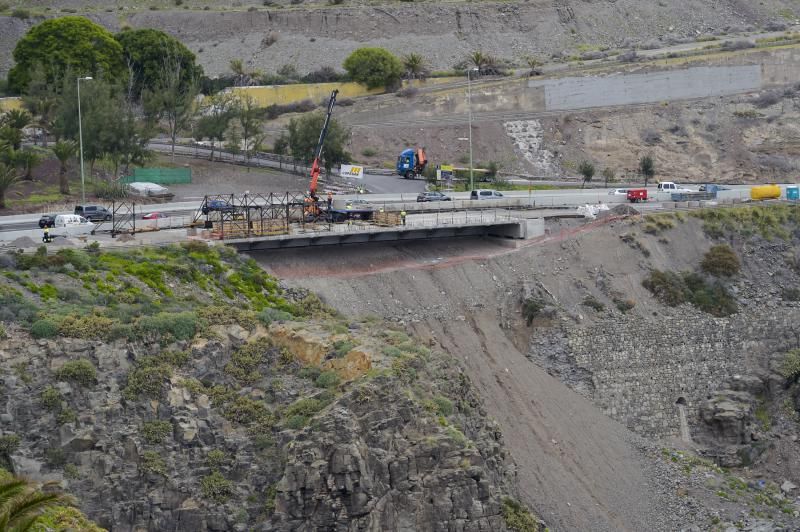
left=608, top=188, right=629, bottom=196
left=142, top=212, right=168, bottom=220
left=201, top=199, right=235, bottom=215
left=470, top=189, right=504, bottom=200
left=345, top=199, right=371, bottom=209
left=417, top=191, right=452, bottom=202
left=74, top=205, right=112, bottom=222
left=38, top=214, right=56, bottom=228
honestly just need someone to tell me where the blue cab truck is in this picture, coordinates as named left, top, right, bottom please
left=396, top=147, right=427, bottom=179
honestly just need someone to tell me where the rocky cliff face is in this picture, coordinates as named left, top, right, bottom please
left=0, top=244, right=535, bottom=531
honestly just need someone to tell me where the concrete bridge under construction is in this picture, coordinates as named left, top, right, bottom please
left=225, top=210, right=546, bottom=251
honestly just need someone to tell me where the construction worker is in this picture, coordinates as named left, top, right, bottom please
left=42, top=226, right=52, bottom=243
left=327, top=191, right=333, bottom=210
left=400, top=210, right=406, bottom=226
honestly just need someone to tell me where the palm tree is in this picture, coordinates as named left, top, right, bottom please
left=52, top=140, right=77, bottom=194
left=402, top=53, right=429, bottom=80
left=0, top=475, right=72, bottom=531
left=469, top=51, right=489, bottom=73
left=525, top=55, right=542, bottom=76
left=0, top=162, right=19, bottom=209
left=229, top=59, right=248, bottom=86
left=639, top=154, right=655, bottom=187
left=1, top=110, right=32, bottom=150
left=16, top=149, right=40, bottom=181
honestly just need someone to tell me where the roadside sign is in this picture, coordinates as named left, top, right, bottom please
left=340, top=164, right=364, bottom=179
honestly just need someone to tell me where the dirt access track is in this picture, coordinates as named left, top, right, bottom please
left=255, top=228, right=687, bottom=531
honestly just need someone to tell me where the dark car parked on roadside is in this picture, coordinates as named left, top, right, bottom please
left=416, top=191, right=452, bottom=202
left=74, top=205, right=112, bottom=222
left=201, top=199, right=236, bottom=215
left=38, top=214, right=56, bottom=228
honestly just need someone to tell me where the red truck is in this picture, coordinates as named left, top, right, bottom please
left=627, top=189, right=648, bottom=203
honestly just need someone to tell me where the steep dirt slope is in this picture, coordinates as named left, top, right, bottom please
left=1, top=0, right=798, bottom=77
left=257, top=238, right=685, bottom=531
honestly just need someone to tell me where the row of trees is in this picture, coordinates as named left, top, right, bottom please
left=577, top=155, right=656, bottom=188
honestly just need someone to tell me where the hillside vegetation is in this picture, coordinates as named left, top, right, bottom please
left=0, top=242, right=539, bottom=531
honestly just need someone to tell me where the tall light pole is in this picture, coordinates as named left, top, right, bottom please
left=467, top=67, right=479, bottom=192
left=77, top=76, right=92, bottom=205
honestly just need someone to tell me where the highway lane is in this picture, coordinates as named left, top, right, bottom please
left=0, top=184, right=773, bottom=235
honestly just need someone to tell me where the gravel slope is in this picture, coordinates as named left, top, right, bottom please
left=256, top=237, right=687, bottom=530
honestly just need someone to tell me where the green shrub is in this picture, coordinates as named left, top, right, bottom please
left=56, top=408, right=77, bottom=425
left=701, top=244, right=741, bottom=277
left=41, top=386, right=63, bottom=411
left=434, top=396, right=454, bottom=416
left=780, top=349, right=800, bottom=380
left=124, top=363, right=172, bottom=400
left=207, top=449, right=227, bottom=470
left=332, top=339, right=355, bottom=358
left=781, top=287, right=800, bottom=301
left=141, top=450, right=167, bottom=476
left=285, top=397, right=324, bottom=418
left=315, top=371, right=340, bottom=389
left=55, top=359, right=97, bottom=387
left=224, top=396, right=271, bottom=425
left=257, top=307, right=294, bottom=325
left=613, top=297, right=636, bottom=313
left=522, top=297, right=545, bottom=325
left=382, top=345, right=403, bottom=357
left=58, top=314, right=115, bottom=339
left=0, top=323, right=6, bottom=339
left=643, top=270, right=737, bottom=316
left=284, top=415, right=308, bottom=429
left=361, top=147, right=377, bottom=157
left=141, top=420, right=172, bottom=444
left=642, top=270, right=689, bottom=306
left=225, top=338, right=271, bottom=384
left=501, top=497, right=542, bottom=532
left=197, top=305, right=257, bottom=330
left=30, top=318, right=59, bottom=338
left=0, top=434, right=21, bottom=455
left=582, top=296, right=605, bottom=311
left=201, top=471, right=233, bottom=502
left=137, top=311, right=199, bottom=341
left=298, top=366, right=321, bottom=381
left=11, top=8, right=30, bottom=19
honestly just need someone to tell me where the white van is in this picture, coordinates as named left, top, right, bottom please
left=470, top=189, right=504, bottom=200
left=52, top=215, right=95, bottom=236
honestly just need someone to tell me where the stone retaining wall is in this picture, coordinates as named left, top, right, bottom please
left=565, top=307, right=800, bottom=438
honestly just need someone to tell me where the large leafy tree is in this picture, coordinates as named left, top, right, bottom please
left=195, top=92, right=235, bottom=162
left=116, top=28, right=203, bottom=100
left=343, top=48, right=403, bottom=89
left=8, top=17, right=124, bottom=94
left=143, top=52, right=200, bottom=159
left=287, top=111, right=349, bottom=174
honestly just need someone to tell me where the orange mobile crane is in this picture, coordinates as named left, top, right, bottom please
left=305, top=89, right=338, bottom=220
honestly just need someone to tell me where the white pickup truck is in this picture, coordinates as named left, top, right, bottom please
left=657, top=182, right=694, bottom=193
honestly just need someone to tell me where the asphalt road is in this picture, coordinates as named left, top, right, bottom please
left=0, top=183, right=773, bottom=235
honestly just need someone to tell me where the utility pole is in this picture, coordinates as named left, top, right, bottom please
left=77, top=76, right=93, bottom=205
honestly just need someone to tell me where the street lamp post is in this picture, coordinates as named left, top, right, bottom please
left=77, top=76, right=92, bottom=205
left=467, top=68, right=479, bottom=192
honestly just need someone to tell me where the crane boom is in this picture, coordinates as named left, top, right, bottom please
left=308, top=89, right=339, bottom=201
